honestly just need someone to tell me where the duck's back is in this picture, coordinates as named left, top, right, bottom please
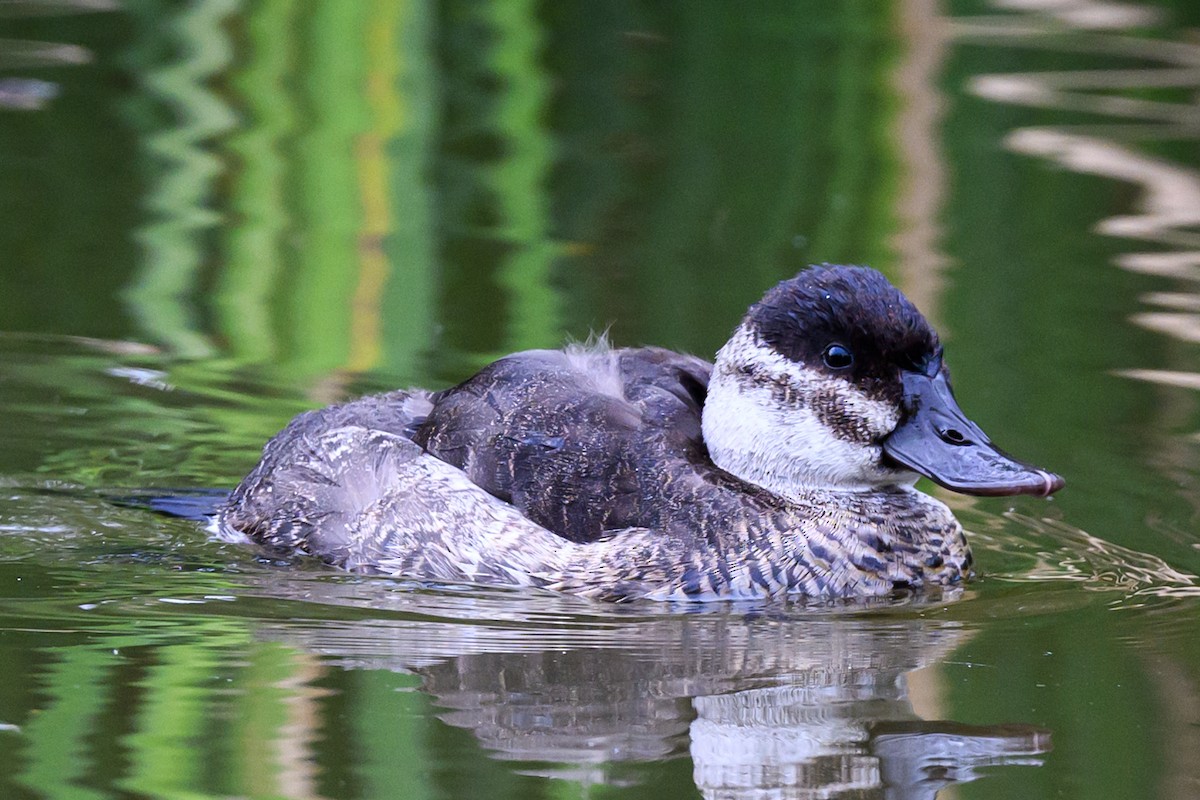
left=413, top=345, right=718, bottom=543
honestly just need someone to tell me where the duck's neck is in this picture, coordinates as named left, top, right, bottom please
left=701, top=326, right=911, bottom=498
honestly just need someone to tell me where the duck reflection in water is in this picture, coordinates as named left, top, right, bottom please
left=256, top=583, right=1049, bottom=799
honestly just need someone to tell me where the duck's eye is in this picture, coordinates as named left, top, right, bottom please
left=822, top=343, right=853, bottom=370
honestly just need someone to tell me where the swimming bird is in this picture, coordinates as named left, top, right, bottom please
left=216, top=265, right=1063, bottom=601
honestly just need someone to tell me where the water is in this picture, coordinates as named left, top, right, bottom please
left=2, top=1, right=1200, bottom=797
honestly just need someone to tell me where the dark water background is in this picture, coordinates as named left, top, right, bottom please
left=2, top=1, right=1200, bottom=798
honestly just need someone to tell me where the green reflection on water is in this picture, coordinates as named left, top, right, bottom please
left=122, top=0, right=238, bottom=360
left=0, top=0, right=910, bottom=378
left=20, top=647, right=112, bottom=800
left=219, top=0, right=296, bottom=364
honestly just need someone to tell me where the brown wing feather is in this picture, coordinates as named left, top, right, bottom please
left=413, top=347, right=713, bottom=543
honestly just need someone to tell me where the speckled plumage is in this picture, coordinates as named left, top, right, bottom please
left=217, top=378, right=968, bottom=602
left=215, top=264, right=1055, bottom=602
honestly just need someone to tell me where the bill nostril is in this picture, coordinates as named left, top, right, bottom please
left=941, top=427, right=968, bottom=445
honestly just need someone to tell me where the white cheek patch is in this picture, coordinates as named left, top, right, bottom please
left=702, top=326, right=905, bottom=494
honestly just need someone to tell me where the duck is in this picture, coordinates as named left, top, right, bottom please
left=215, top=265, right=1063, bottom=602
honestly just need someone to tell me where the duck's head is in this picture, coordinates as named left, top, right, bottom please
left=702, top=264, right=1063, bottom=498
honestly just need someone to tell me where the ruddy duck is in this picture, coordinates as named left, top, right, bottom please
left=217, top=265, right=1062, bottom=601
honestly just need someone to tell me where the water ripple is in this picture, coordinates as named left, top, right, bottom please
left=962, top=2, right=1200, bottom=388
left=973, top=511, right=1200, bottom=598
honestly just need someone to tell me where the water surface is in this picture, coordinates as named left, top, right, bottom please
left=2, top=1, right=1200, bottom=798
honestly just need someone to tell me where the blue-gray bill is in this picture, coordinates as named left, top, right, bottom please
left=881, top=363, right=1064, bottom=498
